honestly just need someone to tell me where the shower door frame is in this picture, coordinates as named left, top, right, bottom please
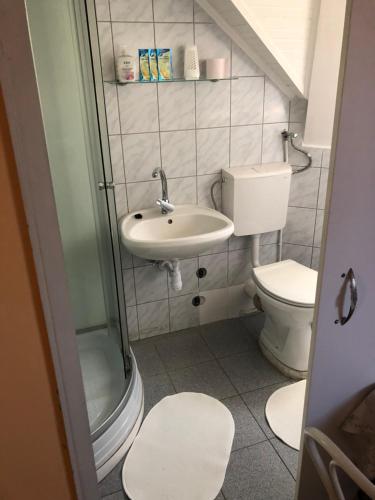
left=0, top=1, right=101, bottom=499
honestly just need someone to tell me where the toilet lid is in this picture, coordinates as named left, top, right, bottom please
left=253, top=260, right=318, bottom=306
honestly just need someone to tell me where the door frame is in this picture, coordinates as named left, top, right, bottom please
left=0, top=2, right=100, bottom=499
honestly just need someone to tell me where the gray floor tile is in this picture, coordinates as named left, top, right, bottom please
left=155, top=330, right=214, bottom=370
left=270, top=438, right=299, bottom=480
left=219, top=349, right=288, bottom=394
left=169, top=360, right=237, bottom=400
left=215, top=493, right=225, bottom=500
left=201, top=318, right=255, bottom=358
left=143, top=372, right=176, bottom=415
left=131, top=341, right=166, bottom=378
left=240, top=312, right=265, bottom=340
left=222, top=441, right=296, bottom=500
left=222, top=396, right=267, bottom=451
left=241, top=382, right=291, bottom=438
left=99, top=458, right=125, bottom=497
left=102, top=490, right=129, bottom=500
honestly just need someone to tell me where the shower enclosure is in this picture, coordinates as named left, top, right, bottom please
left=25, top=0, right=143, bottom=479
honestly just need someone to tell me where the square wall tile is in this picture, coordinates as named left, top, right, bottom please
left=260, top=231, right=278, bottom=245
left=264, top=78, right=289, bottom=124
left=155, top=23, right=194, bottom=78
left=197, top=173, right=222, bottom=209
left=194, top=1, right=212, bottom=23
left=198, top=288, right=230, bottom=324
left=227, top=284, right=255, bottom=318
left=228, top=249, right=251, bottom=286
left=110, top=0, right=153, bottom=21
left=109, top=135, right=125, bottom=183
left=169, top=294, right=200, bottom=331
left=287, top=123, right=323, bottom=168
left=134, top=265, right=168, bottom=303
left=123, top=269, right=136, bottom=306
left=168, top=258, right=199, bottom=297
left=168, top=176, right=197, bottom=204
left=97, top=22, right=115, bottom=81
left=290, top=97, right=307, bottom=123
left=138, top=300, right=170, bottom=338
left=104, top=83, right=120, bottom=135
left=260, top=244, right=278, bottom=266
left=232, top=45, right=263, bottom=77
left=322, top=150, right=331, bottom=168
left=161, top=130, right=196, bottom=178
left=95, top=0, right=110, bottom=21
left=158, top=82, right=195, bottom=131
left=126, top=180, right=160, bottom=211
left=231, top=77, right=264, bottom=126
left=311, top=247, right=321, bottom=271
left=289, top=167, right=320, bottom=208
left=198, top=252, right=228, bottom=291
left=197, top=127, right=230, bottom=174
left=120, top=244, right=133, bottom=269
left=114, top=184, right=128, bottom=218
left=126, top=306, right=139, bottom=341
left=313, top=210, right=325, bottom=248
left=154, top=0, right=193, bottom=22
left=282, top=244, right=313, bottom=268
left=230, top=125, right=262, bottom=166
left=229, top=235, right=250, bottom=251
left=194, top=23, right=231, bottom=77
left=196, top=80, right=230, bottom=128
left=283, top=207, right=316, bottom=246
left=118, top=84, right=159, bottom=133
left=122, top=133, right=161, bottom=182
left=112, top=23, right=154, bottom=78
left=261, top=122, right=288, bottom=163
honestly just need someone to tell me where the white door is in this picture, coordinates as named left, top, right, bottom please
left=297, top=1, right=375, bottom=498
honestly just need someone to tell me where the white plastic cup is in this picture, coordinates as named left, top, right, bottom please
left=206, top=58, right=226, bottom=80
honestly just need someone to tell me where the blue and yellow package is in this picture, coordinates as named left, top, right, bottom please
left=138, top=49, right=150, bottom=81
left=149, top=49, right=159, bottom=81
left=156, top=49, right=172, bottom=81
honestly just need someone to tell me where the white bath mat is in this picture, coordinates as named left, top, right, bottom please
left=265, top=380, right=306, bottom=450
left=122, top=392, right=235, bottom=500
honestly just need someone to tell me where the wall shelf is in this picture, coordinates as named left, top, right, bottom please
left=105, top=76, right=239, bottom=85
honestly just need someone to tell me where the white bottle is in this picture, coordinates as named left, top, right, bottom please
left=116, top=47, right=135, bottom=82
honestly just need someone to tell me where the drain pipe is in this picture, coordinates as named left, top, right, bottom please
left=250, top=234, right=261, bottom=268
left=157, top=259, right=182, bottom=291
left=277, top=229, right=283, bottom=262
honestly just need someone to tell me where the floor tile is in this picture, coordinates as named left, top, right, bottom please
left=131, top=341, right=166, bottom=378
left=222, top=441, right=296, bottom=500
left=222, top=396, right=266, bottom=451
left=270, top=438, right=299, bottom=479
left=143, top=372, right=176, bottom=415
left=155, top=330, right=214, bottom=370
left=240, top=313, right=265, bottom=340
left=219, top=349, right=288, bottom=394
left=241, top=382, right=291, bottom=438
left=169, top=360, right=237, bottom=400
left=201, top=318, right=255, bottom=358
left=102, top=490, right=129, bottom=500
left=215, top=493, right=225, bottom=500
left=99, top=458, right=125, bottom=497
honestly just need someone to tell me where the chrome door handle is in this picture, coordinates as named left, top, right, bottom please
left=335, top=268, right=358, bottom=325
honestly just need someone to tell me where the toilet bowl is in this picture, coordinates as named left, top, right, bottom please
left=248, top=259, right=318, bottom=379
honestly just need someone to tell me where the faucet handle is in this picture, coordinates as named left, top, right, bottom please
left=156, top=199, right=175, bottom=213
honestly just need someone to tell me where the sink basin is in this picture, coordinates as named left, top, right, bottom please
left=119, top=204, right=234, bottom=260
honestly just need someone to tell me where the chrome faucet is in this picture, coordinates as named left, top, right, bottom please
left=152, top=167, right=175, bottom=214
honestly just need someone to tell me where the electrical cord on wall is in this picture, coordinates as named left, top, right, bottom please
left=210, top=179, right=222, bottom=210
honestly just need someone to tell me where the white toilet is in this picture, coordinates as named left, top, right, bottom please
left=222, top=163, right=318, bottom=379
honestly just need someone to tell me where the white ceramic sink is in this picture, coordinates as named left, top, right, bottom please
left=119, top=204, right=234, bottom=260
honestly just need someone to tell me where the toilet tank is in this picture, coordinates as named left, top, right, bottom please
left=221, top=163, right=292, bottom=236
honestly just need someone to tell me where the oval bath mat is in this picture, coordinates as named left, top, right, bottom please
left=265, top=380, right=306, bottom=450
left=122, top=392, right=235, bottom=500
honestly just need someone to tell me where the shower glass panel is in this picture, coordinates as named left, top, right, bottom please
left=25, top=0, right=130, bottom=437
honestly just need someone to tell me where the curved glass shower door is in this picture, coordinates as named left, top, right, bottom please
left=26, top=0, right=130, bottom=437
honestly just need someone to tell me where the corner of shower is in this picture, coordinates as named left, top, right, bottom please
left=25, top=0, right=143, bottom=481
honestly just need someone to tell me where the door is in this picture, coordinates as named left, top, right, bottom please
left=25, top=0, right=131, bottom=438
left=297, top=1, right=375, bottom=498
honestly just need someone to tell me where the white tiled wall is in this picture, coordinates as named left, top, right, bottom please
left=94, top=0, right=329, bottom=340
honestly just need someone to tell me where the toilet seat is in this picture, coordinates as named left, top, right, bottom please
left=253, top=260, right=318, bottom=308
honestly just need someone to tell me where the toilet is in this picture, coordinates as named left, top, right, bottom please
left=222, top=164, right=318, bottom=379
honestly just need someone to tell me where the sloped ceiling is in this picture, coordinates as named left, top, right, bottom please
left=196, top=0, right=321, bottom=99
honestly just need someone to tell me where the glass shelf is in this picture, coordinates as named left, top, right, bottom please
left=105, top=76, right=239, bottom=85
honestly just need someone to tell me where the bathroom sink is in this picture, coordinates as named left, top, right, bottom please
left=119, top=204, right=234, bottom=260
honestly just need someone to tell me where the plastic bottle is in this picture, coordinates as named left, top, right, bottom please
left=116, top=47, right=135, bottom=82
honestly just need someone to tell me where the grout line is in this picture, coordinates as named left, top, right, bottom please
left=268, top=438, right=298, bottom=482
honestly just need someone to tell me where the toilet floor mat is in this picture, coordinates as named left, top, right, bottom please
left=265, top=380, right=306, bottom=450
left=122, top=392, right=235, bottom=500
